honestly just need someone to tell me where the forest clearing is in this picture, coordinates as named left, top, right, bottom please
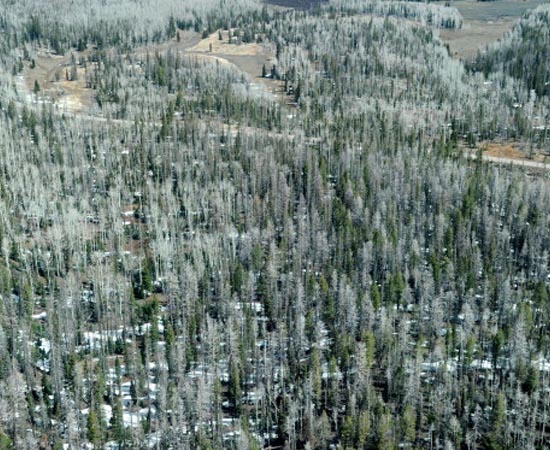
left=438, top=0, right=548, bottom=59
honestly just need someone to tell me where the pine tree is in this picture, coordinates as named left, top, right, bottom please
left=87, top=409, right=101, bottom=448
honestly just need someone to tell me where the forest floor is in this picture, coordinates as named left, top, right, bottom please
left=437, top=0, right=546, bottom=60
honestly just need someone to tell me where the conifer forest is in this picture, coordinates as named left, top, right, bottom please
left=0, top=0, right=548, bottom=448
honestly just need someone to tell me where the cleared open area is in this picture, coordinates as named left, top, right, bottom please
left=437, top=0, right=548, bottom=60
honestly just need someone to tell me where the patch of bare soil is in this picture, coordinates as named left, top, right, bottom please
left=460, top=141, right=550, bottom=174
left=479, top=142, right=527, bottom=159
left=481, top=141, right=525, bottom=159
left=23, top=48, right=95, bottom=113
left=480, top=141, right=549, bottom=163
left=52, top=67, right=94, bottom=113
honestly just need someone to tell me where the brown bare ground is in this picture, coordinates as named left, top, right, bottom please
left=459, top=141, right=550, bottom=172
left=23, top=49, right=95, bottom=113
left=53, top=67, right=94, bottom=113
left=459, top=141, right=550, bottom=174
left=480, top=141, right=548, bottom=163
left=481, top=141, right=526, bottom=159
